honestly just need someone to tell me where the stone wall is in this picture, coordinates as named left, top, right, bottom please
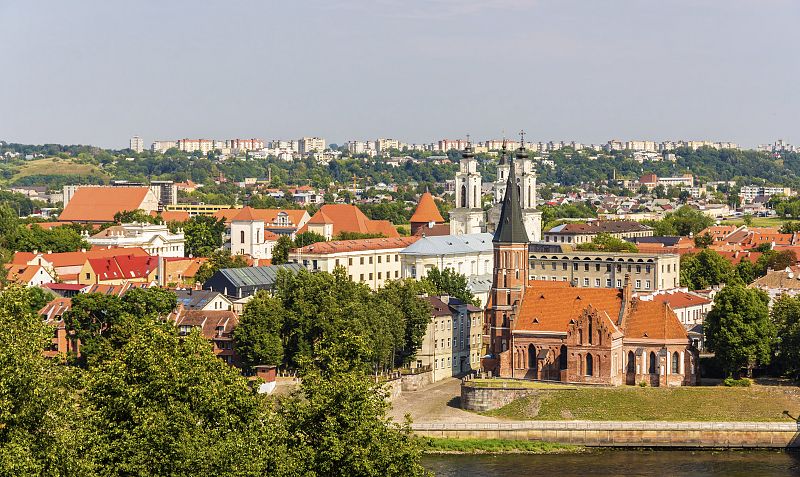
left=401, top=370, right=435, bottom=392
left=413, top=421, right=800, bottom=448
left=461, top=384, right=540, bottom=412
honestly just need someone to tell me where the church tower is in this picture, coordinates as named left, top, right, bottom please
left=487, top=134, right=542, bottom=241
left=449, top=142, right=485, bottom=235
left=486, top=152, right=530, bottom=377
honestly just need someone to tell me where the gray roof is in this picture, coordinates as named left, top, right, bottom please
left=216, top=263, right=303, bottom=288
left=493, top=155, right=529, bottom=243
left=467, top=274, right=493, bottom=294
left=400, top=233, right=494, bottom=256
left=175, top=289, right=229, bottom=310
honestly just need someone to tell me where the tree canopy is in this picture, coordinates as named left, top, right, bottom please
left=421, top=266, right=480, bottom=307
left=575, top=233, right=638, bottom=253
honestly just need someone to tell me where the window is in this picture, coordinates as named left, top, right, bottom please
left=616, top=279, right=622, bottom=287
left=594, top=278, right=600, bottom=287
left=606, top=279, right=612, bottom=287
left=559, top=345, right=568, bottom=370
left=395, top=271, right=399, bottom=278
left=395, top=255, right=399, bottom=262
left=636, top=265, right=641, bottom=273
left=551, top=276, right=557, bottom=281
left=584, top=263, right=589, bottom=271
left=635, top=279, right=642, bottom=289
left=377, top=255, right=381, bottom=263
left=562, top=262, right=567, bottom=270
left=606, top=264, right=611, bottom=272
left=667, top=264, right=671, bottom=273
left=649, top=352, right=657, bottom=374
left=586, top=354, right=593, bottom=376
left=583, top=278, right=589, bottom=287
left=551, top=262, right=556, bottom=270
left=335, top=259, right=340, bottom=267
left=359, top=274, right=364, bottom=281
left=369, top=273, right=373, bottom=280
left=672, top=352, right=680, bottom=374
left=595, top=264, right=600, bottom=272
left=645, top=280, right=651, bottom=289
left=378, top=272, right=382, bottom=279
left=240, top=230, right=245, bottom=244
left=369, top=256, right=373, bottom=264
left=616, top=264, right=621, bottom=272
left=360, top=257, right=364, bottom=265
left=646, top=265, right=651, bottom=273
left=348, top=258, right=353, bottom=266
left=573, top=263, right=578, bottom=271
left=85, top=273, right=90, bottom=280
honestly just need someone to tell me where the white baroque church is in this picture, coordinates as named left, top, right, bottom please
left=449, top=141, right=542, bottom=241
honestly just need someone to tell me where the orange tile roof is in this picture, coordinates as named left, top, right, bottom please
left=39, top=297, right=72, bottom=323
left=410, top=192, right=444, bottom=224
left=651, top=291, right=712, bottom=310
left=515, top=287, right=687, bottom=341
left=5, top=264, right=48, bottom=285
left=526, top=279, right=574, bottom=288
left=12, top=247, right=150, bottom=268
left=292, top=236, right=418, bottom=255
left=301, top=204, right=400, bottom=238
left=153, top=210, right=190, bottom=222
left=214, top=207, right=308, bottom=227
left=59, top=187, right=155, bottom=222
left=88, top=255, right=159, bottom=281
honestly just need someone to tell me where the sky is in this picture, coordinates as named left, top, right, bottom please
left=1, top=0, right=798, bottom=149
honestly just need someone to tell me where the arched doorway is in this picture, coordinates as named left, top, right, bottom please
left=649, top=352, right=657, bottom=374
left=626, top=350, right=636, bottom=385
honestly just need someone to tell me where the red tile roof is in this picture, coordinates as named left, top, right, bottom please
left=292, top=236, right=418, bottom=255
left=153, top=210, right=190, bottom=222
left=88, top=255, right=159, bottom=281
left=410, top=192, right=444, bottom=224
left=13, top=247, right=150, bottom=268
left=301, top=204, right=400, bottom=238
left=59, top=187, right=155, bottom=222
left=651, top=291, right=712, bottom=310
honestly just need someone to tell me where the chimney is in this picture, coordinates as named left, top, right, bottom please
left=618, top=274, right=633, bottom=326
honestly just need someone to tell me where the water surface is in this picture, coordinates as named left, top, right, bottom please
left=423, top=450, right=800, bottom=476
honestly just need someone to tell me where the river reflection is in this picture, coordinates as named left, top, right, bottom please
left=423, top=449, right=800, bottom=476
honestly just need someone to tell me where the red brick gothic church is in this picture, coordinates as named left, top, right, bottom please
left=484, top=145, right=698, bottom=386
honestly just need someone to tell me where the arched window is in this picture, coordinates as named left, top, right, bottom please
left=672, top=352, right=680, bottom=374
left=586, top=354, right=593, bottom=376
left=578, top=328, right=583, bottom=345
left=528, top=344, right=537, bottom=369
left=473, top=185, right=478, bottom=208
left=559, top=345, right=568, bottom=370
left=588, top=319, right=593, bottom=345
left=460, top=185, right=467, bottom=208
left=528, top=185, right=532, bottom=207
left=649, top=352, right=657, bottom=374
left=627, top=351, right=635, bottom=373
left=240, top=230, right=245, bottom=244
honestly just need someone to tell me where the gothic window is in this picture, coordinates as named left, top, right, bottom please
left=585, top=354, right=593, bottom=376
left=649, top=352, right=657, bottom=374
left=672, top=352, right=680, bottom=374
left=588, top=319, right=593, bottom=345
left=474, top=185, right=478, bottom=208
left=627, top=351, right=635, bottom=373
left=528, top=344, right=536, bottom=369
left=578, top=328, right=583, bottom=345
left=460, top=185, right=467, bottom=207
left=559, top=345, right=568, bottom=370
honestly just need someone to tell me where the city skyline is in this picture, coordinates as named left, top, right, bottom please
left=1, top=0, right=798, bottom=148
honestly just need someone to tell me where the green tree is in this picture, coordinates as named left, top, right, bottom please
left=24, top=286, right=55, bottom=315
left=281, top=333, right=429, bottom=477
left=0, top=285, right=90, bottom=474
left=575, top=233, right=638, bottom=252
left=421, top=266, right=480, bottom=306
left=194, top=250, right=248, bottom=284
left=183, top=215, right=226, bottom=257
left=374, top=280, right=432, bottom=367
left=679, top=249, right=734, bottom=290
left=334, top=231, right=386, bottom=240
left=693, top=232, right=714, bottom=248
left=771, top=295, right=800, bottom=380
left=755, top=249, right=797, bottom=275
left=293, top=231, right=326, bottom=248
left=705, top=285, right=775, bottom=377
left=734, top=259, right=758, bottom=284
left=113, top=209, right=158, bottom=224
left=271, top=235, right=293, bottom=265
left=233, top=291, right=286, bottom=369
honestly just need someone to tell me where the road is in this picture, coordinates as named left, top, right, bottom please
left=387, top=377, right=502, bottom=424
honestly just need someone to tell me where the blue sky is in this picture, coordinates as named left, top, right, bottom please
left=1, top=0, right=797, bottom=148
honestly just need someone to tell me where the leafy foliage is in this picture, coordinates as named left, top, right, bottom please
left=233, top=291, right=285, bottom=369
left=183, top=215, right=226, bottom=258
left=680, top=249, right=734, bottom=290
left=644, top=205, right=713, bottom=236
left=271, top=235, right=293, bottom=265
left=421, top=266, right=480, bottom=307
left=575, top=233, right=638, bottom=252
left=769, top=295, right=800, bottom=380
left=704, top=285, right=775, bottom=377
left=194, top=250, right=248, bottom=284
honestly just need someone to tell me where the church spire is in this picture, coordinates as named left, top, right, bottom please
left=493, top=147, right=529, bottom=244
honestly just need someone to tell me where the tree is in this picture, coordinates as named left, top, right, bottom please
left=194, top=250, right=248, bottom=284
left=679, top=249, right=734, bottom=290
left=704, top=285, right=775, bottom=377
left=233, top=291, right=286, bottom=369
left=421, top=266, right=480, bottom=306
left=693, top=233, right=714, bottom=248
left=334, top=231, right=385, bottom=240
left=113, top=209, right=158, bottom=224
left=575, top=233, right=638, bottom=252
left=281, top=333, right=429, bottom=477
left=0, top=285, right=90, bottom=474
left=771, top=295, right=800, bottom=380
left=742, top=213, right=754, bottom=226
left=271, top=235, right=293, bottom=265
left=183, top=215, right=226, bottom=258
left=734, top=259, right=758, bottom=284
left=24, top=286, right=55, bottom=315
left=374, top=280, right=432, bottom=367
left=756, top=249, right=797, bottom=275
left=293, top=231, right=326, bottom=248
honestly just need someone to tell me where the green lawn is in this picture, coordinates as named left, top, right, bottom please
left=482, top=385, right=799, bottom=422
left=420, top=437, right=581, bottom=454
left=8, top=157, right=106, bottom=182
left=467, top=379, right=577, bottom=390
left=717, top=217, right=786, bottom=227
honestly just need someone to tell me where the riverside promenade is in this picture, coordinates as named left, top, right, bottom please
left=390, top=378, right=800, bottom=448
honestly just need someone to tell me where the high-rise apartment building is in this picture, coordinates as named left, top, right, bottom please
left=129, top=136, right=144, bottom=153
left=298, top=137, right=326, bottom=155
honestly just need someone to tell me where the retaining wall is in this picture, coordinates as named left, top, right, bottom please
left=413, top=420, right=800, bottom=448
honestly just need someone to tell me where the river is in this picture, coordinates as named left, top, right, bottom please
left=423, top=450, right=800, bottom=476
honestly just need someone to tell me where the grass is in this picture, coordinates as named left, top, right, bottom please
left=481, top=385, right=800, bottom=422
left=467, top=379, right=576, bottom=390
left=420, top=437, right=581, bottom=454
left=8, top=157, right=105, bottom=183
left=717, top=216, right=786, bottom=227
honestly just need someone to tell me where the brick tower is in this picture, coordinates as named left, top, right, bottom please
left=486, top=139, right=530, bottom=377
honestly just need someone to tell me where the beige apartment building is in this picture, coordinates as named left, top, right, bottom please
left=528, top=243, right=680, bottom=292
left=289, top=237, right=418, bottom=290
left=543, top=220, right=653, bottom=245
left=416, top=295, right=483, bottom=382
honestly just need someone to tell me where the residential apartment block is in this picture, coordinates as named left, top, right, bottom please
left=417, top=296, right=483, bottom=381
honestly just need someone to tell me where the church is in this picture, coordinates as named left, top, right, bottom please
left=483, top=148, right=698, bottom=387
left=449, top=139, right=542, bottom=241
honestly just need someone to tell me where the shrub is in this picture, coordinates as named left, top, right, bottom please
left=723, top=377, right=752, bottom=387
left=638, top=381, right=648, bottom=387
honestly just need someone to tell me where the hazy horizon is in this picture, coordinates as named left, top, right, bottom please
left=1, top=0, right=798, bottom=149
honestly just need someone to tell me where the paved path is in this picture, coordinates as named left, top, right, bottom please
left=388, top=377, right=502, bottom=424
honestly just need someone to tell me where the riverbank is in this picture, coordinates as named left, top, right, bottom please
left=421, top=437, right=581, bottom=454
